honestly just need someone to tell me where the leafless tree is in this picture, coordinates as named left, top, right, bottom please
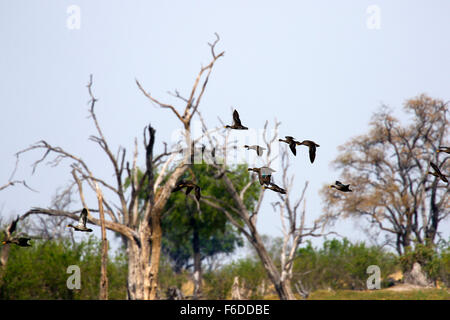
left=194, top=115, right=333, bottom=300
left=0, top=156, right=36, bottom=193
left=21, top=186, right=75, bottom=242
left=15, top=35, right=224, bottom=299
left=271, top=147, right=335, bottom=299
left=321, top=95, right=449, bottom=265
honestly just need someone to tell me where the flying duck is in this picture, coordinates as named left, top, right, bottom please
left=172, top=180, right=202, bottom=201
left=437, top=146, right=450, bottom=154
left=279, top=136, right=300, bottom=156
left=67, top=208, right=93, bottom=232
left=248, top=167, right=276, bottom=185
left=330, top=181, right=353, bottom=192
left=224, top=109, right=248, bottom=130
left=263, top=182, right=286, bottom=194
left=297, top=140, right=320, bottom=163
left=428, top=162, right=448, bottom=183
left=2, top=237, right=31, bottom=247
left=1, top=216, right=31, bottom=247
left=244, top=145, right=266, bottom=157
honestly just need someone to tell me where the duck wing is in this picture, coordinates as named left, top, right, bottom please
left=335, top=181, right=344, bottom=187
left=438, top=146, right=450, bottom=153
left=263, top=175, right=272, bottom=185
left=79, top=208, right=88, bottom=228
left=194, top=186, right=201, bottom=201
left=172, top=181, right=186, bottom=192
left=309, top=144, right=317, bottom=163
left=430, top=162, right=441, bottom=175
left=260, top=167, right=276, bottom=176
left=289, top=142, right=297, bottom=156
left=185, top=186, right=194, bottom=196
left=18, top=237, right=31, bottom=246
left=233, top=110, right=243, bottom=126
left=256, top=146, right=264, bottom=156
left=257, top=172, right=265, bottom=185
left=7, top=216, right=19, bottom=235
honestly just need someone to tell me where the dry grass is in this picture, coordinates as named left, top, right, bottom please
left=259, top=285, right=450, bottom=300
left=305, top=287, right=450, bottom=300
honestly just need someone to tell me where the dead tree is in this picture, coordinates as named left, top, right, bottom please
left=194, top=114, right=334, bottom=299
left=16, top=35, right=224, bottom=299
left=0, top=156, right=36, bottom=193
left=95, top=183, right=109, bottom=300
left=321, top=95, right=449, bottom=257
left=193, top=116, right=314, bottom=300
left=271, top=147, right=335, bottom=299
left=0, top=216, right=20, bottom=287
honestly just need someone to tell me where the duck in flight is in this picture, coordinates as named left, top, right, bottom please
left=244, top=145, right=266, bottom=157
left=437, top=146, right=450, bottom=154
left=263, top=182, right=286, bottom=194
left=330, top=181, right=353, bottom=192
left=297, top=140, right=320, bottom=163
left=279, top=136, right=300, bottom=156
left=224, top=109, right=248, bottom=130
left=428, top=162, right=448, bottom=183
left=2, top=237, right=31, bottom=247
left=1, top=216, right=32, bottom=247
left=248, top=167, right=276, bottom=186
left=172, top=180, right=202, bottom=201
left=67, top=208, right=93, bottom=232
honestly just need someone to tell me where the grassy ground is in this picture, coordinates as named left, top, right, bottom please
left=305, top=288, right=450, bottom=300
left=261, top=286, right=450, bottom=300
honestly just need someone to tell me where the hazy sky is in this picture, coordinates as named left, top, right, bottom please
left=1, top=1, right=449, bottom=252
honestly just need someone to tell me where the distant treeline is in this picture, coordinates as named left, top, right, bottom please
left=1, top=236, right=448, bottom=299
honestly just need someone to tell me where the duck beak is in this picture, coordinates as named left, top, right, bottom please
left=1, top=241, right=6, bottom=245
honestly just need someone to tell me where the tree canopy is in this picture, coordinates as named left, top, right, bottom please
left=321, top=94, right=449, bottom=256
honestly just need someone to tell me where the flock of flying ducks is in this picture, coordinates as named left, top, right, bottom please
left=2, top=111, right=449, bottom=247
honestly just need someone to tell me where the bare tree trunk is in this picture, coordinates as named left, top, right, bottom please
left=126, top=240, right=142, bottom=299
left=0, top=244, right=10, bottom=288
left=15, top=35, right=224, bottom=301
left=96, top=184, right=109, bottom=300
left=231, top=276, right=242, bottom=300
left=147, top=211, right=162, bottom=300
left=248, top=231, right=296, bottom=300
left=192, top=220, right=202, bottom=299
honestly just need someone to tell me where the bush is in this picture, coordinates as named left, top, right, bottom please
left=0, top=236, right=127, bottom=299
left=203, top=257, right=267, bottom=299
left=292, top=239, right=398, bottom=291
left=398, top=239, right=450, bottom=287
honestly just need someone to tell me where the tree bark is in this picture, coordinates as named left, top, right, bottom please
left=192, top=215, right=202, bottom=299
left=248, top=231, right=296, bottom=300
left=0, top=244, right=10, bottom=289
left=96, top=185, right=109, bottom=300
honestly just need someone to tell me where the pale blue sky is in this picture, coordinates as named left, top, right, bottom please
left=1, top=1, right=449, bottom=252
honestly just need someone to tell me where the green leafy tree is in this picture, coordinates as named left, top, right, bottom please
left=292, top=239, right=398, bottom=291
left=320, top=95, right=449, bottom=282
left=131, top=162, right=259, bottom=297
left=0, top=236, right=127, bottom=299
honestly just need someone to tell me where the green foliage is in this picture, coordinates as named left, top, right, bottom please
left=439, top=244, right=450, bottom=287
left=157, top=253, right=191, bottom=297
left=399, top=239, right=450, bottom=286
left=0, top=236, right=127, bottom=299
left=161, top=162, right=259, bottom=272
left=292, top=239, right=399, bottom=290
left=203, top=257, right=267, bottom=299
